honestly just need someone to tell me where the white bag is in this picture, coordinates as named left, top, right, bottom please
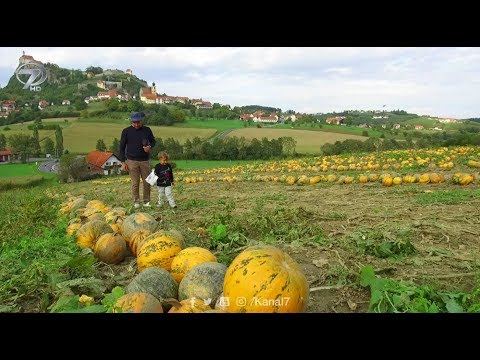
left=145, top=169, right=158, bottom=186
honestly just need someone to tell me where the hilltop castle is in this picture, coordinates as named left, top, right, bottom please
left=18, top=51, right=42, bottom=66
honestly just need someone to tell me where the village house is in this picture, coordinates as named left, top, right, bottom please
left=289, top=114, right=298, bottom=122
left=325, top=116, right=345, bottom=125
left=38, top=100, right=48, bottom=110
left=195, top=101, right=213, bottom=109
left=438, top=118, right=457, bottom=124
left=239, top=114, right=254, bottom=121
left=253, top=114, right=279, bottom=123
left=86, top=151, right=122, bottom=176
left=0, top=148, right=15, bottom=162
left=139, top=84, right=208, bottom=108
left=97, top=89, right=118, bottom=100
left=2, top=100, right=16, bottom=112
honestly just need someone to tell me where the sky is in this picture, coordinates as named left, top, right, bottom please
left=1, top=47, right=479, bottom=119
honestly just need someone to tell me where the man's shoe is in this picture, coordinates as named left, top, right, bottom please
left=143, top=202, right=151, bottom=207
left=134, top=203, right=140, bottom=209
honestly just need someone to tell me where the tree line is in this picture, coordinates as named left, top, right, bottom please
left=95, top=135, right=297, bottom=161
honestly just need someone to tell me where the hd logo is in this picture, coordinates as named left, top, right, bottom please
left=15, top=62, right=47, bottom=91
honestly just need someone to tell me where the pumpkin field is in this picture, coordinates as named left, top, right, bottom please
left=1, top=145, right=480, bottom=313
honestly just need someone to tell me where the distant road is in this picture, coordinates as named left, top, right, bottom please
left=38, top=160, right=58, bottom=174
left=208, top=128, right=236, bottom=143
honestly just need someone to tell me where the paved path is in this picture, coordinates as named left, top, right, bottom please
left=37, top=160, right=58, bottom=173
left=207, top=128, right=236, bottom=143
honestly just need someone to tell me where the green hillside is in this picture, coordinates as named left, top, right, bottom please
left=0, top=62, right=148, bottom=106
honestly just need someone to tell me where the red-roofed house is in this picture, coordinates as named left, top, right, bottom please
left=2, top=100, right=16, bottom=112
left=38, top=100, right=48, bottom=110
left=253, top=114, right=279, bottom=123
left=0, top=148, right=15, bottom=162
left=86, top=151, right=122, bottom=175
left=195, top=101, right=213, bottom=109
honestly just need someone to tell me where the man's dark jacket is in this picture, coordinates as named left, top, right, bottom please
left=119, top=125, right=156, bottom=162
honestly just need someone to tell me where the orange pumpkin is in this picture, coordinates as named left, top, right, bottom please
left=120, top=212, right=158, bottom=242
left=170, top=247, right=217, bottom=283
left=137, top=235, right=184, bottom=272
left=223, top=245, right=309, bottom=313
left=94, top=233, right=127, bottom=264
left=114, top=293, right=163, bottom=313
left=76, top=220, right=113, bottom=249
left=129, top=229, right=154, bottom=256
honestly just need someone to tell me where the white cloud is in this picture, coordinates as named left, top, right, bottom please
left=1, top=47, right=480, bottom=118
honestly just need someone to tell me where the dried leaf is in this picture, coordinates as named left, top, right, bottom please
left=312, top=258, right=329, bottom=267
left=347, top=299, right=357, bottom=311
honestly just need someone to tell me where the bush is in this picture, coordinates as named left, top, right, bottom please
left=57, top=154, right=89, bottom=183
left=78, top=173, right=103, bottom=182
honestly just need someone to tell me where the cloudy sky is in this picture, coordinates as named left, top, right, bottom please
left=1, top=47, right=479, bottom=119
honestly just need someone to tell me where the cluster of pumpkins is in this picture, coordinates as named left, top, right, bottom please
left=59, top=194, right=310, bottom=313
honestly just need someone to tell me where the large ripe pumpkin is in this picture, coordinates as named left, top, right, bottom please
left=105, top=207, right=126, bottom=223
left=137, top=235, right=184, bottom=272
left=170, top=247, right=217, bottom=283
left=178, top=262, right=226, bottom=306
left=223, top=245, right=309, bottom=313
left=147, top=230, right=186, bottom=249
left=85, top=199, right=109, bottom=213
left=129, top=229, right=154, bottom=256
left=94, top=233, right=127, bottom=264
left=114, top=293, right=163, bottom=313
left=86, top=212, right=106, bottom=222
left=133, top=230, right=185, bottom=257
left=126, top=267, right=178, bottom=303
left=165, top=229, right=185, bottom=247
left=58, top=197, right=88, bottom=217
left=120, top=212, right=158, bottom=242
left=76, top=220, right=113, bottom=249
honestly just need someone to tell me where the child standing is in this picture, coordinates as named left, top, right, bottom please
left=154, top=151, right=177, bottom=208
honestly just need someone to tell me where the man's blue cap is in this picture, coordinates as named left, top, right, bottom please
left=130, top=112, right=144, bottom=121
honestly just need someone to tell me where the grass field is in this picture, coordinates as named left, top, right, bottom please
left=61, top=123, right=216, bottom=153
left=0, top=163, right=53, bottom=178
left=275, top=123, right=383, bottom=137
left=178, top=118, right=245, bottom=130
left=226, top=128, right=367, bottom=154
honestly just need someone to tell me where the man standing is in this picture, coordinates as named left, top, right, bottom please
left=119, top=111, right=156, bottom=208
